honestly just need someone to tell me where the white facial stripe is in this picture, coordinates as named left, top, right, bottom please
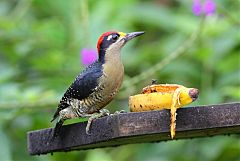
left=107, top=35, right=112, bottom=41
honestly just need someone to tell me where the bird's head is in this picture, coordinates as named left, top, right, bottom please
left=97, top=31, right=144, bottom=61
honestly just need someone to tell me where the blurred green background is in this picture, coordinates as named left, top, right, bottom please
left=0, top=0, right=240, bottom=161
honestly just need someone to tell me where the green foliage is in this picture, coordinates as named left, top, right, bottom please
left=0, top=0, right=239, bottom=161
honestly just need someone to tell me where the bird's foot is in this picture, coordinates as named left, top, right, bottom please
left=112, top=110, right=127, bottom=115
left=86, top=109, right=110, bottom=135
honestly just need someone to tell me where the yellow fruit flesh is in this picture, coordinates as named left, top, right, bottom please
left=129, top=85, right=198, bottom=139
left=129, top=87, right=194, bottom=112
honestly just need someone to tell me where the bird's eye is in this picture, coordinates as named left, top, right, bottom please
left=112, top=34, right=119, bottom=41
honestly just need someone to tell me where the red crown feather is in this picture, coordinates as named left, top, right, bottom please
left=97, top=31, right=117, bottom=53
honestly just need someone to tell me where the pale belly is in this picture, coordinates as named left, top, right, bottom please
left=75, top=63, right=124, bottom=114
left=95, top=68, right=124, bottom=109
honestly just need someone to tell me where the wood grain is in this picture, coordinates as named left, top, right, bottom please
left=27, top=102, right=240, bottom=155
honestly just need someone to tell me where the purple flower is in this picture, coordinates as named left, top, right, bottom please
left=203, top=0, right=216, bottom=15
left=192, top=0, right=202, bottom=16
left=192, top=0, right=216, bottom=16
left=80, top=48, right=97, bottom=66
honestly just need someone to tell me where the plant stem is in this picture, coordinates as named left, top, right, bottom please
left=120, top=17, right=206, bottom=97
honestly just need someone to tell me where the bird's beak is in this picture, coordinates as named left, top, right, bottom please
left=124, top=31, right=145, bottom=42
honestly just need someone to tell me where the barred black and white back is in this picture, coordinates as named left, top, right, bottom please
left=51, top=61, right=104, bottom=122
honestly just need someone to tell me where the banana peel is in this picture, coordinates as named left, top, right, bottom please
left=129, top=82, right=199, bottom=139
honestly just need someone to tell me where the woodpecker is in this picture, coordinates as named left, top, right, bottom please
left=52, top=31, right=144, bottom=136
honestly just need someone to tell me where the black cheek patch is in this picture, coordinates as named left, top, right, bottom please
left=100, top=37, right=113, bottom=50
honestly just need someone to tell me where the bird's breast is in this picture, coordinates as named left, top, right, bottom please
left=98, top=59, right=124, bottom=105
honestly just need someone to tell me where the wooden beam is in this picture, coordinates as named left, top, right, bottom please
left=27, top=102, right=240, bottom=155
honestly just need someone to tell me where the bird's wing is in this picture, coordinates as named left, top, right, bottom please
left=51, top=61, right=103, bottom=121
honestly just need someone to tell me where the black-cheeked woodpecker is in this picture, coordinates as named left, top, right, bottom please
left=51, top=31, right=144, bottom=137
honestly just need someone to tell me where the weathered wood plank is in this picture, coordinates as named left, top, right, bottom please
left=27, top=102, right=240, bottom=155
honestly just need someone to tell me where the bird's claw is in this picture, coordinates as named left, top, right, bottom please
left=85, top=109, right=110, bottom=135
left=111, top=110, right=126, bottom=115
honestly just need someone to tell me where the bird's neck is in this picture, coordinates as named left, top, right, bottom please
left=98, top=49, right=105, bottom=63
left=106, top=48, right=121, bottom=62
left=102, top=48, right=124, bottom=81
left=98, top=47, right=123, bottom=66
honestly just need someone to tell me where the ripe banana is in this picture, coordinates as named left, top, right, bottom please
left=129, top=83, right=199, bottom=139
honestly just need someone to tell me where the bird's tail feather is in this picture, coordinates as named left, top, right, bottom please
left=51, top=116, right=57, bottom=122
left=51, top=109, right=60, bottom=122
left=53, top=119, right=64, bottom=137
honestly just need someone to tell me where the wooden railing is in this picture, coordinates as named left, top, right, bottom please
left=27, top=102, right=240, bottom=155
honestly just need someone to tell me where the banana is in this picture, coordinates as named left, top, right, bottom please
left=129, top=83, right=199, bottom=139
